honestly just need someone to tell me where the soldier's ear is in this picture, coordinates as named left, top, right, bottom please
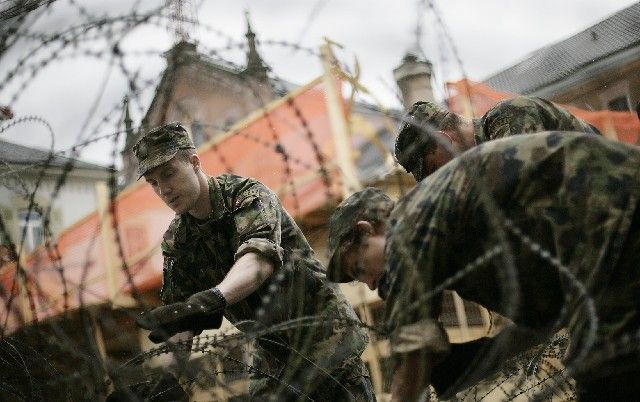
left=355, top=221, right=374, bottom=235
left=190, top=154, right=201, bottom=171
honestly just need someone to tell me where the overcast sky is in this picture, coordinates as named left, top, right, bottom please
left=1, top=0, right=637, bottom=165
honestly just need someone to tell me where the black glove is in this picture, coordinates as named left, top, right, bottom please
left=136, top=288, right=226, bottom=343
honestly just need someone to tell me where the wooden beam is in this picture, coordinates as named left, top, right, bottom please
left=95, top=182, right=119, bottom=302
left=320, top=40, right=362, bottom=197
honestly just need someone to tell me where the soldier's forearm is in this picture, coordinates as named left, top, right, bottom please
left=216, top=252, right=274, bottom=305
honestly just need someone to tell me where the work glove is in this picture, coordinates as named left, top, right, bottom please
left=136, top=288, right=226, bottom=343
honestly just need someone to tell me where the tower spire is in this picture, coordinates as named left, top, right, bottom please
left=167, top=0, right=197, bottom=43
left=123, top=96, right=133, bottom=141
left=243, top=11, right=269, bottom=80
left=410, top=0, right=426, bottom=57
left=121, top=96, right=141, bottom=187
left=121, top=96, right=136, bottom=153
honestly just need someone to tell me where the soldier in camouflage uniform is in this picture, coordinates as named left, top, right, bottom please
left=392, top=95, right=599, bottom=395
left=326, top=132, right=640, bottom=401
left=395, top=96, right=599, bottom=181
left=133, top=122, right=375, bottom=401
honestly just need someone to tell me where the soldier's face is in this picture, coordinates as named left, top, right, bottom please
left=143, top=156, right=201, bottom=214
left=421, top=131, right=456, bottom=178
left=342, top=232, right=386, bottom=290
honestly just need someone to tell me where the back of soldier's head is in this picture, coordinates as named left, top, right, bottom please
left=394, top=101, right=458, bottom=181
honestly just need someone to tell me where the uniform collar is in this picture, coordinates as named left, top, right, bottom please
left=207, top=176, right=227, bottom=222
left=174, top=176, right=227, bottom=244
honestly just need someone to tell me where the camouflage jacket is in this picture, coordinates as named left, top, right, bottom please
left=383, top=132, right=640, bottom=360
left=160, top=174, right=367, bottom=370
left=474, top=96, right=599, bottom=144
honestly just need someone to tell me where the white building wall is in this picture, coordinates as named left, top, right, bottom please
left=49, top=176, right=106, bottom=229
left=0, top=171, right=107, bottom=250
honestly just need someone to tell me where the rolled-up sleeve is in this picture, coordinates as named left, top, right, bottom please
left=231, top=182, right=284, bottom=267
left=235, top=237, right=284, bottom=263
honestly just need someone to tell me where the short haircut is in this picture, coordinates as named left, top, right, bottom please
left=395, top=102, right=462, bottom=181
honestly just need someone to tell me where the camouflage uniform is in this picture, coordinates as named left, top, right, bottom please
left=475, top=96, right=599, bottom=143
left=134, top=123, right=374, bottom=401
left=395, top=96, right=599, bottom=181
left=161, top=173, right=374, bottom=401
left=384, top=132, right=640, bottom=400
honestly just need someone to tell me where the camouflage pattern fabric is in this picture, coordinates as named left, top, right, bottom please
left=161, top=174, right=373, bottom=400
left=475, top=96, right=599, bottom=143
left=394, top=96, right=599, bottom=181
left=383, top=132, right=640, bottom=392
left=132, top=122, right=195, bottom=177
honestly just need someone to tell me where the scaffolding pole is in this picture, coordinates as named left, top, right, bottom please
left=320, top=40, right=362, bottom=197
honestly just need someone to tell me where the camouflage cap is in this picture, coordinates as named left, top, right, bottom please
left=394, top=101, right=451, bottom=181
left=132, top=122, right=195, bottom=178
left=326, top=187, right=394, bottom=283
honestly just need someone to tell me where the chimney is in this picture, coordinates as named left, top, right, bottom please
left=393, top=51, right=435, bottom=108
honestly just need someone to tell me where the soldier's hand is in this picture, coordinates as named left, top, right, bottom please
left=136, top=288, right=226, bottom=343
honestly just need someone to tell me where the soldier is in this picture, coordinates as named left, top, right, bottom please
left=133, top=122, right=375, bottom=401
left=395, top=96, right=599, bottom=181
left=326, top=132, right=640, bottom=401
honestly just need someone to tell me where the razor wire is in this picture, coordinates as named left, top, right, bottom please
left=1, top=0, right=637, bottom=401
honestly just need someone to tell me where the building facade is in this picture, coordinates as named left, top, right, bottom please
left=120, top=18, right=283, bottom=186
left=0, top=139, right=111, bottom=254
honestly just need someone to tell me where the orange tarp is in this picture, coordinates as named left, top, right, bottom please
left=447, top=79, right=640, bottom=144
left=1, top=77, right=342, bottom=333
left=196, top=78, right=340, bottom=216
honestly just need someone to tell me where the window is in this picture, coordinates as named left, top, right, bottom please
left=607, top=96, right=630, bottom=111
left=18, top=209, right=44, bottom=252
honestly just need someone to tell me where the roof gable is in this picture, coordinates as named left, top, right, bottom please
left=0, top=139, right=108, bottom=171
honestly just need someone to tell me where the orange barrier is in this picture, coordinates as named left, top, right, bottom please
left=446, top=79, right=640, bottom=144
left=1, top=77, right=342, bottom=333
